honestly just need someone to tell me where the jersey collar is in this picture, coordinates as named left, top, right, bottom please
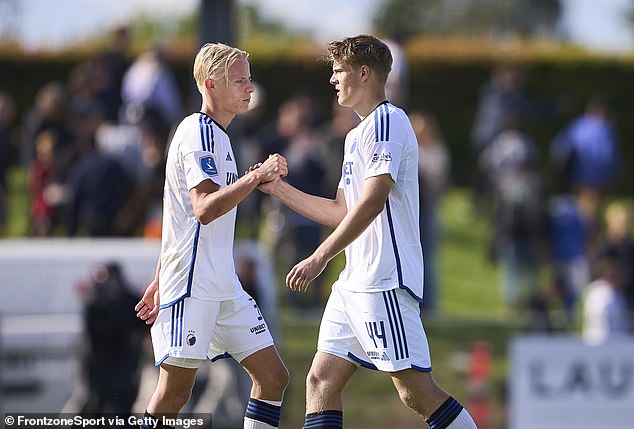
left=198, top=112, right=228, bottom=135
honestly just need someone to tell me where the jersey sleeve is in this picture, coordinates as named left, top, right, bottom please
left=362, top=109, right=405, bottom=182
left=180, top=122, right=223, bottom=191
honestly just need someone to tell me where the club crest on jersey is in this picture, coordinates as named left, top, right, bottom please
left=186, top=330, right=197, bottom=346
left=372, top=152, right=392, bottom=163
left=200, top=155, right=218, bottom=176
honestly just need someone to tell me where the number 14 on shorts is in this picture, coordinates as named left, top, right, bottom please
left=365, top=321, right=387, bottom=348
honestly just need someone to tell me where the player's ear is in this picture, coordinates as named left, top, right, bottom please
left=204, top=78, right=214, bottom=91
left=360, top=65, right=370, bottom=81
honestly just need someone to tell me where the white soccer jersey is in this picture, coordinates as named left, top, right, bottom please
left=336, top=102, right=424, bottom=301
left=159, top=112, right=242, bottom=307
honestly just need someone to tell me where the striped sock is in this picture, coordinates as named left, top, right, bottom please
left=302, top=410, right=343, bottom=429
left=244, top=398, right=282, bottom=428
left=426, top=397, right=470, bottom=429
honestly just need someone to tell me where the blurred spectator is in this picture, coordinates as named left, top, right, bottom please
left=547, top=194, right=590, bottom=327
left=258, top=96, right=326, bottom=307
left=0, top=92, right=16, bottom=235
left=469, top=66, right=529, bottom=218
left=549, top=96, right=620, bottom=243
left=65, top=137, right=132, bottom=237
left=316, top=98, right=359, bottom=195
left=479, top=115, right=546, bottom=311
left=384, top=34, right=410, bottom=108
left=94, top=25, right=132, bottom=122
left=121, top=46, right=183, bottom=131
left=582, top=255, right=629, bottom=344
left=95, top=114, right=168, bottom=237
left=27, top=131, right=62, bottom=236
left=67, top=263, right=146, bottom=414
left=596, top=202, right=634, bottom=331
left=470, top=65, right=528, bottom=157
left=20, top=81, right=74, bottom=168
left=410, top=111, right=450, bottom=315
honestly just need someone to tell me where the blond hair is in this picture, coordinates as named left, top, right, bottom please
left=193, top=43, right=249, bottom=94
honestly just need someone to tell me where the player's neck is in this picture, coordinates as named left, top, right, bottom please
left=200, top=103, right=234, bottom=130
left=354, top=88, right=388, bottom=119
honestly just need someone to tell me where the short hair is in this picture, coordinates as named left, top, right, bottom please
left=193, top=43, right=249, bottom=94
left=325, top=34, right=393, bottom=83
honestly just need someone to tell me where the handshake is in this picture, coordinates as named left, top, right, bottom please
left=246, top=153, right=288, bottom=193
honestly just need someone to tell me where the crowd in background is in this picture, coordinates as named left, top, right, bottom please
left=0, top=30, right=632, bottom=341
left=469, top=64, right=632, bottom=340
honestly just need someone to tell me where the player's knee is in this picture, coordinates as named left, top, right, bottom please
left=272, top=365, right=290, bottom=392
left=306, top=370, right=334, bottom=396
left=154, top=386, right=192, bottom=411
left=397, top=387, right=418, bottom=411
left=258, top=364, right=289, bottom=394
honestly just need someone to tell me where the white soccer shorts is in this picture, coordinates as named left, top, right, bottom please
left=317, top=283, right=432, bottom=372
left=150, top=291, right=274, bottom=367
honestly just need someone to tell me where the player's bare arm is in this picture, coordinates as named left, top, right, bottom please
left=191, top=153, right=287, bottom=224
left=286, top=173, right=393, bottom=291
left=258, top=178, right=347, bottom=229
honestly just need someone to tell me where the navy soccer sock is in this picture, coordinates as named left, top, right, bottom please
left=302, top=410, right=343, bottom=429
left=426, top=397, right=464, bottom=429
left=244, top=398, right=282, bottom=428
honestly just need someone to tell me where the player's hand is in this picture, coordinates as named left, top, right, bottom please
left=257, top=175, right=282, bottom=195
left=135, top=280, right=160, bottom=325
left=286, top=254, right=327, bottom=292
left=245, top=163, right=262, bottom=175
left=257, top=154, right=288, bottom=183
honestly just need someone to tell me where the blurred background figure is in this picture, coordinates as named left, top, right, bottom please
left=478, top=114, right=546, bottom=315
left=470, top=65, right=528, bottom=157
left=257, top=95, right=328, bottom=309
left=93, top=25, right=132, bottom=123
left=120, top=45, right=184, bottom=132
left=27, top=130, right=62, bottom=236
left=64, top=135, right=132, bottom=237
left=549, top=96, right=620, bottom=246
left=315, top=99, right=359, bottom=195
left=95, top=113, right=169, bottom=237
left=20, top=81, right=75, bottom=172
left=0, top=92, right=16, bottom=236
left=546, top=193, right=590, bottom=328
left=596, top=201, right=634, bottom=332
left=384, top=33, right=410, bottom=108
left=410, top=111, right=450, bottom=315
left=64, top=262, right=147, bottom=415
left=582, top=254, right=629, bottom=344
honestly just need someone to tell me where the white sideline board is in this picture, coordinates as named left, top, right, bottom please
left=0, top=238, right=160, bottom=412
left=510, top=335, right=634, bottom=429
left=0, top=238, right=161, bottom=315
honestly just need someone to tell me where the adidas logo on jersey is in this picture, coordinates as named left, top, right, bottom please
left=226, top=153, right=232, bottom=161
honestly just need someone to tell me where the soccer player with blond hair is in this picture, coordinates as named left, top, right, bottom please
left=135, top=42, right=289, bottom=429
